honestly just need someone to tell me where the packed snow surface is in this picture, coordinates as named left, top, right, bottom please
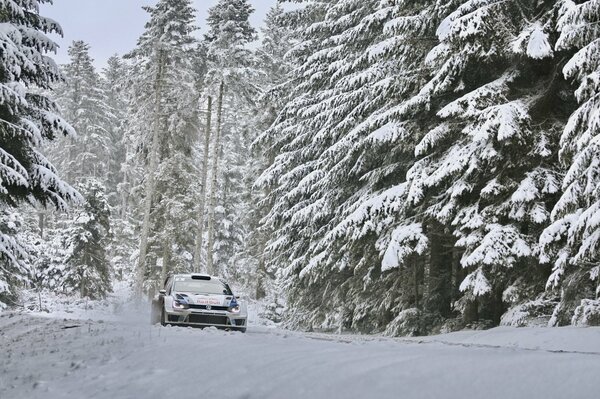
left=1, top=311, right=599, bottom=399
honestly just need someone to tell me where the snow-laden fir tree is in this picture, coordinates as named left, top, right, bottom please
left=0, top=0, right=79, bottom=307
left=540, top=0, right=600, bottom=326
left=256, top=0, right=579, bottom=334
left=98, top=54, right=140, bottom=283
left=102, top=55, right=130, bottom=207
left=247, top=3, right=295, bottom=307
left=256, top=0, right=442, bottom=332
left=383, top=0, right=569, bottom=329
left=202, top=0, right=261, bottom=279
left=61, top=179, right=111, bottom=299
left=256, top=0, right=354, bottom=331
left=51, top=41, right=113, bottom=184
left=126, top=0, right=199, bottom=296
left=316, top=0, right=448, bottom=334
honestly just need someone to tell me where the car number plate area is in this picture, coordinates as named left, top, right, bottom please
left=195, top=297, right=221, bottom=305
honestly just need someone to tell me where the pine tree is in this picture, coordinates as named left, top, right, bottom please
left=126, top=0, right=199, bottom=295
left=100, top=54, right=138, bottom=285
left=388, top=0, right=569, bottom=328
left=203, top=0, right=260, bottom=278
left=51, top=41, right=113, bottom=184
left=540, top=0, right=600, bottom=326
left=256, top=0, right=442, bottom=332
left=102, top=54, right=129, bottom=207
left=256, top=0, right=578, bottom=334
left=62, top=179, right=111, bottom=299
left=248, top=3, right=295, bottom=303
left=0, top=0, right=79, bottom=306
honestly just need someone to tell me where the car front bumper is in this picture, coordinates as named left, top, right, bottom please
left=165, top=309, right=247, bottom=329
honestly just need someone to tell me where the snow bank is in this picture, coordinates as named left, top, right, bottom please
left=15, top=280, right=135, bottom=322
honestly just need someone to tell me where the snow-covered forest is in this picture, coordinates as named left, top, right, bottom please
left=1, top=0, right=600, bottom=336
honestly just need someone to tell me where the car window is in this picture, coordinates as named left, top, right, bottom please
left=173, top=277, right=232, bottom=295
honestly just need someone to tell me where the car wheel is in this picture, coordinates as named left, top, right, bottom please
left=239, top=327, right=246, bottom=333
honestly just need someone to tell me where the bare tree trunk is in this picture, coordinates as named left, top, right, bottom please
left=206, top=81, right=225, bottom=276
left=120, top=168, right=129, bottom=220
left=193, top=96, right=213, bottom=273
left=80, top=256, right=86, bottom=299
left=160, top=238, right=171, bottom=289
left=255, top=253, right=267, bottom=300
left=134, top=50, right=165, bottom=298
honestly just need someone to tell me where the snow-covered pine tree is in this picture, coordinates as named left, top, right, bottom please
left=248, top=3, right=295, bottom=304
left=62, top=179, right=111, bottom=299
left=126, top=0, right=199, bottom=295
left=102, top=55, right=129, bottom=208
left=51, top=41, right=113, bottom=184
left=255, top=0, right=348, bottom=330
left=540, top=0, right=600, bottom=326
left=256, top=3, right=294, bottom=99
left=394, top=0, right=569, bottom=328
left=256, top=0, right=442, bottom=332
left=0, top=0, right=79, bottom=307
left=98, top=54, right=139, bottom=284
left=203, top=0, right=260, bottom=279
left=313, top=0, right=447, bottom=334
left=257, top=0, right=578, bottom=334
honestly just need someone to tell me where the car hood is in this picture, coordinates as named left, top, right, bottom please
left=173, top=292, right=233, bottom=307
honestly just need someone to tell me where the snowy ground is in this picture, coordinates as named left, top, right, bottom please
left=1, top=307, right=599, bottom=399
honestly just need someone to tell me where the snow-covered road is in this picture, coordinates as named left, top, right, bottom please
left=1, top=313, right=599, bottom=399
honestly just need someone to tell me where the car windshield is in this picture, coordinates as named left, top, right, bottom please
left=172, top=277, right=232, bottom=295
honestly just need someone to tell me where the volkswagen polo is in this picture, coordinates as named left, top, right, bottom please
left=151, top=274, right=247, bottom=332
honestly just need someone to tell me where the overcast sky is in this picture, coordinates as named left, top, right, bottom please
left=41, top=0, right=277, bottom=69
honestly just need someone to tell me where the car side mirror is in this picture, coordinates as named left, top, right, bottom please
left=159, top=289, right=167, bottom=296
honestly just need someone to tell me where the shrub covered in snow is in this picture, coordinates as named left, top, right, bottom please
left=501, top=299, right=557, bottom=327
left=384, top=309, right=443, bottom=337
left=571, top=299, right=600, bottom=327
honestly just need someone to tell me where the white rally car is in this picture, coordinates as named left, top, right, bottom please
left=151, top=274, right=247, bottom=332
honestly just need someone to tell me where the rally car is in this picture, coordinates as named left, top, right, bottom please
left=151, top=274, right=247, bottom=332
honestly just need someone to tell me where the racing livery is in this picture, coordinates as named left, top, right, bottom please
left=151, top=274, right=247, bottom=332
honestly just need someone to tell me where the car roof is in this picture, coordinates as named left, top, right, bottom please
left=171, top=273, right=225, bottom=282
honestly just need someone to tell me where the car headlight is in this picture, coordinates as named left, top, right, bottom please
left=228, top=305, right=241, bottom=314
left=172, top=300, right=188, bottom=310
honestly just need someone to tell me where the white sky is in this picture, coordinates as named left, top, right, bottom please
left=41, top=0, right=277, bottom=69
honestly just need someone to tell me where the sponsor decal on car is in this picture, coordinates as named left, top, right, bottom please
left=196, top=297, right=221, bottom=305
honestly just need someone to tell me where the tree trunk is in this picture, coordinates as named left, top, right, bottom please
left=38, top=210, right=45, bottom=239
left=426, top=220, right=455, bottom=317
left=255, top=254, right=267, bottom=300
left=120, top=168, right=129, bottom=220
left=413, top=257, right=420, bottom=310
left=193, top=96, right=213, bottom=273
left=463, top=298, right=479, bottom=324
left=160, top=238, right=171, bottom=289
left=134, top=50, right=165, bottom=298
left=206, top=81, right=225, bottom=276
left=80, top=256, right=86, bottom=299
